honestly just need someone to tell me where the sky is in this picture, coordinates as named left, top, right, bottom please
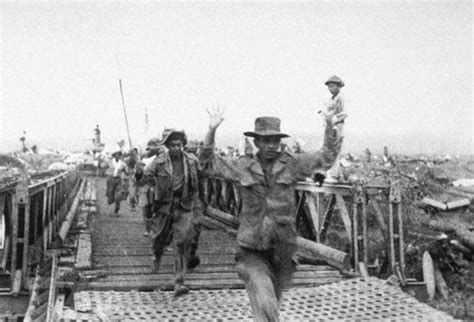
left=0, top=1, right=472, bottom=154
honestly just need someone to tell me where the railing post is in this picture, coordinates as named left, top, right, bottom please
left=12, top=177, right=29, bottom=291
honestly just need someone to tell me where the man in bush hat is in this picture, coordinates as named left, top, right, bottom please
left=200, top=108, right=342, bottom=321
left=323, top=75, right=348, bottom=182
left=105, top=150, right=128, bottom=215
left=135, top=129, right=202, bottom=298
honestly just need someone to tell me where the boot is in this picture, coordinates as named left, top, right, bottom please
left=173, top=284, right=189, bottom=298
left=187, top=256, right=200, bottom=270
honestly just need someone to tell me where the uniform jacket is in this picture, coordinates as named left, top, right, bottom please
left=199, top=122, right=341, bottom=251
left=142, top=151, right=200, bottom=215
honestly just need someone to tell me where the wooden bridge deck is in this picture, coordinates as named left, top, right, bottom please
left=86, top=177, right=343, bottom=291
left=53, top=177, right=453, bottom=321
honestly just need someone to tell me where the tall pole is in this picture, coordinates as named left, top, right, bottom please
left=118, top=79, right=133, bottom=150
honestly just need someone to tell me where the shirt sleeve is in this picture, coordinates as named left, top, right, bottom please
left=199, top=143, right=242, bottom=181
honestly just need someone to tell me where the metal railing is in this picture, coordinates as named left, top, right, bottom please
left=0, top=171, right=80, bottom=294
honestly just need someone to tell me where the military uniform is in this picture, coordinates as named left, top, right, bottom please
left=140, top=147, right=202, bottom=295
left=200, top=116, right=341, bottom=321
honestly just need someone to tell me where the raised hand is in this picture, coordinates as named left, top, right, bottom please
left=206, top=105, right=225, bottom=130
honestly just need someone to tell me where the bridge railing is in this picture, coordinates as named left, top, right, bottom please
left=0, top=171, right=80, bottom=294
left=202, top=176, right=405, bottom=277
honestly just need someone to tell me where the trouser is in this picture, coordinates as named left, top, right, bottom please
left=106, top=177, right=123, bottom=213
left=326, top=122, right=345, bottom=179
left=142, top=204, right=153, bottom=233
left=236, top=243, right=297, bottom=322
left=151, top=205, right=195, bottom=286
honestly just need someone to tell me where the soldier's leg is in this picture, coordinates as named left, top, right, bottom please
left=272, top=242, right=297, bottom=302
left=187, top=215, right=201, bottom=269
left=172, top=210, right=194, bottom=297
left=150, top=213, right=172, bottom=272
left=236, top=247, right=279, bottom=322
left=142, top=205, right=153, bottom=236
left=113, top=179, right=123, bottom=214
left=106, top=177, right=115, bottom=205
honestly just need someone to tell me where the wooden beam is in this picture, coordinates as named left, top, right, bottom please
left=305, top=192, right=320, bottom=242
left=336, top=195, right=352, bottom=241
left=296, top=237, right=351, bottom=271
left=59, top=179, right=85, bottom=241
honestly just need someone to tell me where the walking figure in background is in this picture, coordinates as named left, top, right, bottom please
left=136, top=129, right=202, bottom=298
left=105, top=150, right=128, bottom=215
left=125, top=147, right=140, bottom=211
left=134, top=139, right=162, bottom=236
left=200, top=107, right=341, bottom=322
left=323, top=75, right=348, bottom=183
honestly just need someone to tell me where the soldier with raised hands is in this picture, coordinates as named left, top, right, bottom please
left=199, top=107, right=342, bottom=321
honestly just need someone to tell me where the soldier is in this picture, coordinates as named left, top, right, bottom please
left=105, top=150, right=128, bottom=215
left=136, top=129, right=201, bottom=298
left=133, top=139, right=162, bottom=235
left=323, top=75, right=348, bottom=182
left=200, top=108, right=341, bottom=321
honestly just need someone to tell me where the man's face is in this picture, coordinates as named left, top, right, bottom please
left=167, top=139, right=183, bottom=157
left=327, top=83, right=340, bottom=96
left=254, top=136, right=281, bottom=162
left=113, top=154, right=121, bottom=161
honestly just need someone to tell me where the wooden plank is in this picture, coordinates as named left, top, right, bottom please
left=420, top=197, right=447, bottom=210
left=446, top=198, right=470, bottom=210
left=84, top=277, right=342, bottom=291
left=1, top=237, right=10, bottom=271
left=75, top=233, right=92, bottom=269
left=11, top=269, right=22, bottom=296
left=59, top=179, right=85, bottom=241
left=53, top=294, right=65, bottom=322
left=96, top=264, right=338, bottom=275
left=295, top=183, right=353, bottom=196
left=305, top=192, right=320, bottom=242
left=95, top=254, right=236, bottom=267
left=336, top=195, right=352, bottom=241
left=368, top=199, right=389, bottom=243
left=90, top=270, right=341, bottom=283
left=296, top=237, right=351, bottom=271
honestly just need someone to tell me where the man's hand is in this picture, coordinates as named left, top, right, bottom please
left=206, top=106, right=225, bottom=130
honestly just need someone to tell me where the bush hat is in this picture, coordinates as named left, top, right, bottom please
left=111, top=150, right=122, bottom=157
left=146, top=138, right=160, bottom=150
left=244, top=116, right=290, bottom=138
left=161, top=129, right=188, bottom=146
left=324, top=75, right=345, bottom=87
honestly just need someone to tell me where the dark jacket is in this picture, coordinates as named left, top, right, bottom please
left=199, top=123, right=341, bottom=251
left=142, top=151, right=200, bottom=215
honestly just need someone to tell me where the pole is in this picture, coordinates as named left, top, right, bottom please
left=118, top=79, right=133, bottom=149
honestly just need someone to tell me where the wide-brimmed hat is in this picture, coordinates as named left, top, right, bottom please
left=243, top=117, right=289, bottom=138
left=146, top=138, right=160, bottom=150
left=111, top=150, right=122, bottom=157
left=161, top=129, right=188, bottom=146
left=324, top=75, right=345, bottom=87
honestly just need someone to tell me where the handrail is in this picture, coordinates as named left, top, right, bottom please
left=202, top=176, right=404, bottom=276
left=0, top=170, right=80, bottom=294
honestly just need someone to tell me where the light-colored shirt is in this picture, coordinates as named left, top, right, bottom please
left=108, top=159, right=127, bottom=177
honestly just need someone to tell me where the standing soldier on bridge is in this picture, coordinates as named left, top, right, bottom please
left=200, top=108, right=342, bottom=321
left=323, top=75, right=347, bottom=183
left=135, top=129, right=202, bottom=298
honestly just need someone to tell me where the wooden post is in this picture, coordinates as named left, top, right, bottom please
left=305, top=192, right=321, bottom=242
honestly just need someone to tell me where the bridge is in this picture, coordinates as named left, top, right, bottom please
left=0, top=171, right=453, bottom=320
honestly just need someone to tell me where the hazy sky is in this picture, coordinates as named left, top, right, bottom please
left=1, top=1, right=472, bottom=153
